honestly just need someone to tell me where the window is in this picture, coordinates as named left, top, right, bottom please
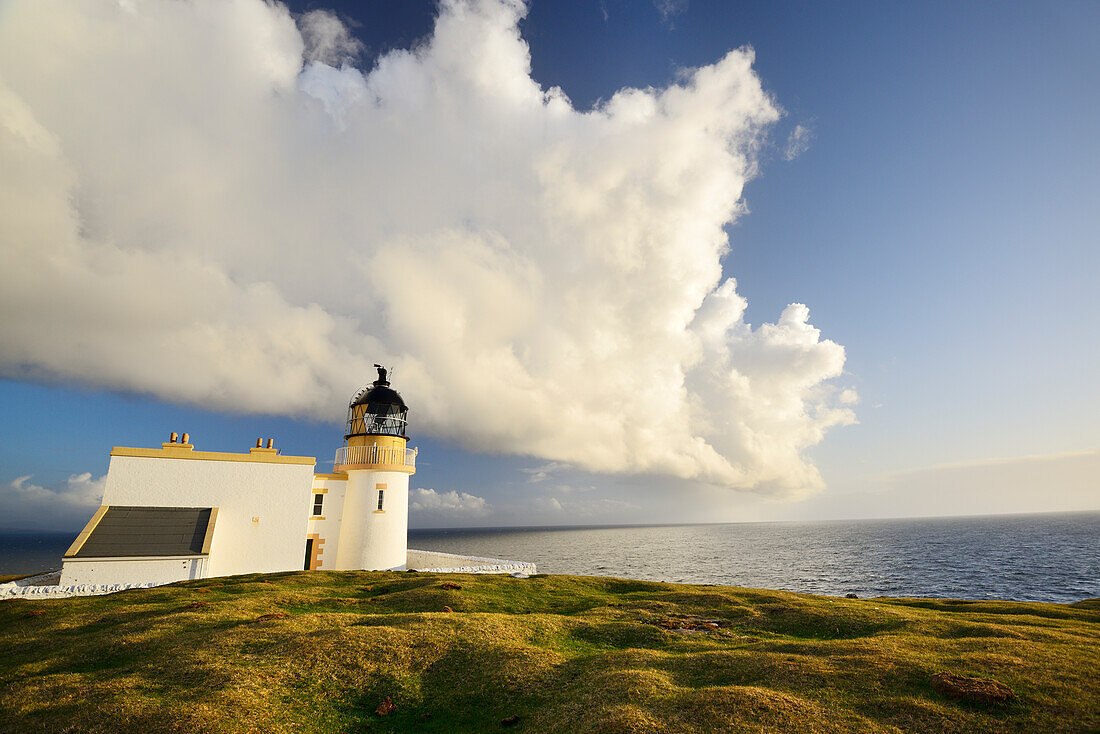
left=377, top=489, right=385, bottom=511
left=312, top=494, right=324, bottom=517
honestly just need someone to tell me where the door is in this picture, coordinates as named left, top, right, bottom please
left=304, top=538, right=314, bottom=570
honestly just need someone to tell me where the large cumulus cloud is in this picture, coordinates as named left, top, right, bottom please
left=0, top=0, right=853, bottom=495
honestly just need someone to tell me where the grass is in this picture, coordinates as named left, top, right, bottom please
left=1, top=571, right=1097, bottom=733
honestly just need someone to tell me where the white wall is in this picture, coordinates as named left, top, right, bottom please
left=406, top=549, right=536, bottom=575
left=307, top=476, right=346, bottom=570
left=101, top=454, right=316, bottom=577
left=335, top=469, right=409, bottom=571
left=61, top=555, right=207, bottom=586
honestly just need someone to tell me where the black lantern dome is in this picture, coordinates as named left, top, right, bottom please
left=345, top=365, right=409, bottom=440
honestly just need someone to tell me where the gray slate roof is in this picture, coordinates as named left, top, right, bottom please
left=74, top=506, right=213, bottom=558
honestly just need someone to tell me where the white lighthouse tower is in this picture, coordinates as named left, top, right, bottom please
left=332, top=365, right=417, bottom=571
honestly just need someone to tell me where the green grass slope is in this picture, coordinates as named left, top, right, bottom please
left=2, top=572, right=1097, bottom=733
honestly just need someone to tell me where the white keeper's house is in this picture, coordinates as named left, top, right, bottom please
left=60, top=366, right=419, bottom=586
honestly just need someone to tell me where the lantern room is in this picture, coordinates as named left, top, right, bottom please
left=345, top=365, right=409, bottom=440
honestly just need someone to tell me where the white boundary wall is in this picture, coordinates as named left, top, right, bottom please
left=1, top=582, right=159, bottom=599
left=406, top=549, right=536, bottom=575
left=5, top=550, right=536, bottom=599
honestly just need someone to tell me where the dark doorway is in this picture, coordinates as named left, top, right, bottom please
left=304, top=538, right=314, bottom=570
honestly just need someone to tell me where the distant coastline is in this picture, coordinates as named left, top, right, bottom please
left=408, top=507, right=1100, bottom=533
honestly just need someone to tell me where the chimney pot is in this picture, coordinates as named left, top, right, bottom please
left=181, top=432, right=189, bottom=445
left=170, top=432, right=178, bottom=443
left=256, top=438, right=263, bottom=448
left=266, top=438, right=274, bottom=449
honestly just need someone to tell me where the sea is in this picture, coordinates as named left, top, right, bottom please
left=3, top=511, right=1097, bottom=603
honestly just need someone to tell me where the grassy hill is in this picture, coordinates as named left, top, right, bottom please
left=2, top=571, right=1097, bottom=733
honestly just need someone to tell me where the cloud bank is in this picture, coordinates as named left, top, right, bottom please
left=788, top=450, right=1100, bottom=521
left=410, top=488, right=491, bottom=520
left=0, top=0, right=852, bottom=495
left=2, top=473, right=105, bottom=530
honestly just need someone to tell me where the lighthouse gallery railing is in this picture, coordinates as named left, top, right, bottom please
left=334, top=445, right=417, bottom=469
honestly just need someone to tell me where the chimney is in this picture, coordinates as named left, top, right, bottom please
left=266, top=438, right=274, bottom=449
left=256, top=438, right=263, bottom=448
left=181, top=432, right=190, bottom=445
left=169, top=432, right=178, bottom=443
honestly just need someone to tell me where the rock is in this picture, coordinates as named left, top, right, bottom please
left=501, top=714, right=520, bottom=727
left=931, top=672, right=1015, bottom=704
left=375, top=697, right=396, bottom=716
left=845, top=593, right=859, bottom=599
left=406, top=568, right=418, bottom=573
left=441, top=582, right=462, bottom=590
left=442, top=606, right=454, bottom=613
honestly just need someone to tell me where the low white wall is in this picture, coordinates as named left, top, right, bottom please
left=60, top=555, right=207, bottom=586
left=2, top=549, right=537, bottom=601
left=406, top=549, right=536, bottom=575
left=1, top=581, right=159, bottom=599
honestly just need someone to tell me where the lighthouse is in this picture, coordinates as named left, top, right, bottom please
left=332, top=365, right=417, bottom=571
left=56, top=363, right=536, bottom=591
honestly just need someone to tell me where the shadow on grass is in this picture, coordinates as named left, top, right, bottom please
left=744, top=606, right=909, bottom=640
left=882, top=598, right=1099, bottom=623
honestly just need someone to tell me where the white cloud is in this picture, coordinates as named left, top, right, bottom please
left=541, top=483, right=596, bottom=494
left=0, top=0, right=852, bottom=497
left=521, top=461, right=571, bottom=483
left=531, top=494, right=638, bottom=519
left=2, top=473, right=106, bottom=530
left=298, top=9, right=364, bottom=66
left=654, top=0, right=688, bottom=23
left=410, top=487, right=491, bottom=518
left=532, top=496, right=563, bottom=514
left=784, top=123, right=813, bottom=160
left=9, top=473, right=105, bottom=507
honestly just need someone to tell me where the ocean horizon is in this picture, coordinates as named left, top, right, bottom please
left=4, top=510, right=1097, bottom=604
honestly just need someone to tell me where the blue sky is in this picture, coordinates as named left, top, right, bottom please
left=0, top=0, right=1097, bottom=530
